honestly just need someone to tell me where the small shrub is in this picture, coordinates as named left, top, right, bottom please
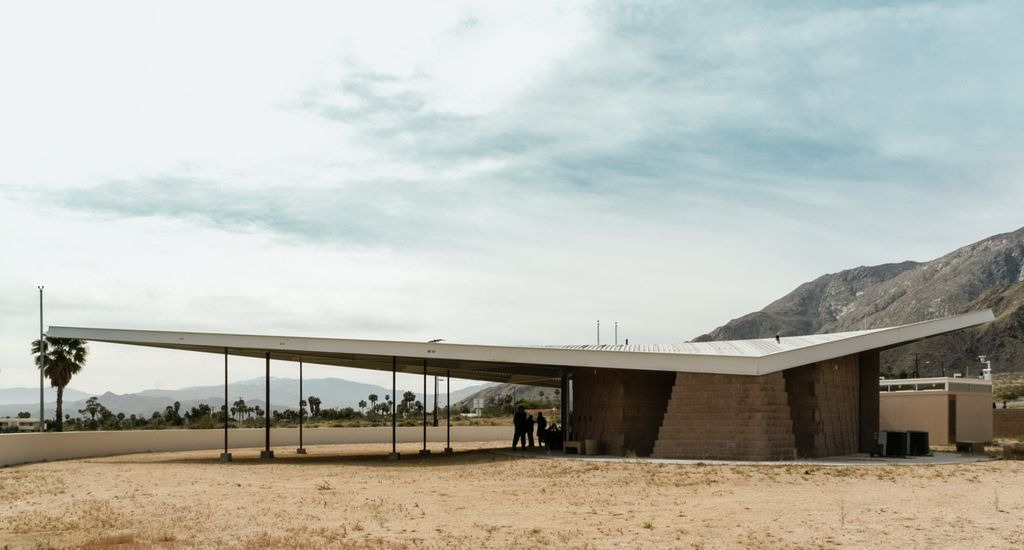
left=642, top=521, right=653, bottom=530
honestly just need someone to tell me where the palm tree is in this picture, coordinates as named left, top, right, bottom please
left=31, top=336, right=88, bottom=432
left=358, top=400, right=367, bottom=416
left=367, top=394, right=378, bottom=421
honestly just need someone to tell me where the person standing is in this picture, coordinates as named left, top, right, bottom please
left=536, top=411, right=548, bottom=448
left=526, top=414, right=536, bottom=448
left=512, top=405, right=527, bottom=450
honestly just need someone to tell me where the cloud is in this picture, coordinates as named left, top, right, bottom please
left=1, top=1, right=1023, bottom=395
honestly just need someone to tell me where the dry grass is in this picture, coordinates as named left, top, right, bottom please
left=2, top=441, right=1024, bottom=549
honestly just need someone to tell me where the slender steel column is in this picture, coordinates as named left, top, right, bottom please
left=220, top=348, right=231, bottom=462
left=444, top=369, right=452, bottom=454
left=388, top=356, right=399, bottom=460
left=38, top=286, right=44, bottom=432
left=561, top=371, right=568, bottom=449
left=297, top=359, right=306, bottom=454
left=419, top=359, right=430, bottom=455
left=261, top=352, right=274, bottom=459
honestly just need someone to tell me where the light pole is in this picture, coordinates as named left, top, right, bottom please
left=38, top=285, right=44, bottom=432
left=614, top=322, right=618, bottom=346
left=596, top=320, right=600, bottom=345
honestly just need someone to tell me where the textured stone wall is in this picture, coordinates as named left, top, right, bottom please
left=994, top=409, right=1024, bottom=437
left=569, top=352, right=872, bottom=461
left=569, top=367, right=675, bottom=456
left=783, top=355, right=860, bottom=457
left=858, top=351, right=880, bottom=452
left=652, top=372, right=798, bottom=461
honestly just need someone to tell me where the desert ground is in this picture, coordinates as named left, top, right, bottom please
left=2, top=441, right=1023, bottom=549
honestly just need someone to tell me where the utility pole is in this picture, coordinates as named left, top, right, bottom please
left=596, top=320, right=600, bottom=345
left=38, top=285, right=44, bottom=432
left=614, top=321, right=618, bottom=345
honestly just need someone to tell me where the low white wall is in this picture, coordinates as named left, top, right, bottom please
left=0, top=426, right=513, bottom=467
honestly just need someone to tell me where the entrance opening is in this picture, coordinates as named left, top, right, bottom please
left=948, top=395, right=957, bottom=443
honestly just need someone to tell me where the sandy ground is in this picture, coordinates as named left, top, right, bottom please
left=2, top=442, right=1023, bottom=549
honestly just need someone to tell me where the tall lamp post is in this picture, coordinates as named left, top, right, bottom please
left=38, top=285, right=44, bottom=432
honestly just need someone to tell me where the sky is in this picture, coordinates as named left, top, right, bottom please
left=1, top=1, right=1023, bottom=397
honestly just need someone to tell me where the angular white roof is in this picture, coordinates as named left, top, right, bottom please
left=47, top=309, right=994, bottom=387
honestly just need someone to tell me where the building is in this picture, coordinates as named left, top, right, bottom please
left=47, top=309, right=993, bottom=461
left=0, top=417, right=41, bottom=432
left=880, top=377, right=993, bottom=445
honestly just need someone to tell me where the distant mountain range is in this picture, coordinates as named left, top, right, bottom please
left=0, top=386, right=91, bottom=406
left=695, top=226, right=1024, bottom=376
left=0, top=377, right=493, bottom=419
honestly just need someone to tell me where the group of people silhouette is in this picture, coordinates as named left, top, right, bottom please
left=512, top=405, right=549, bottom=450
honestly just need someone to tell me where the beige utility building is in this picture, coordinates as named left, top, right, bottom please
left=48, top=310, right=994, bottom=461
left=880, top=377, right=993, bottom=444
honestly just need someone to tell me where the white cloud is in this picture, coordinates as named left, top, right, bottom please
left=1, top=1, right=1023, bottom=398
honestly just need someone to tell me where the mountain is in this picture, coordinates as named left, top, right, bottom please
left=694, top=226, right=1024, bottom=376
left=455, top=383, right=557, bottom=409
left=0, top=377, right=494, bottom=419
left=0, top=386, right=91, bottom=406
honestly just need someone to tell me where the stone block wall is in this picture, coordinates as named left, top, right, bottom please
left=651, top=372, right=798, bottom=460
left=568, top=352, right=873, bottom=460
left=858, top=351, right=880, bottom=452
left=783, top=355, right=860, bottom=457
left=993, top=409, right=1024, bottom=438
left=569, top=367, right=675, bottom=456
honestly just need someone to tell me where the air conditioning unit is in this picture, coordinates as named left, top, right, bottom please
left=907, top=431, right=929, bottom=456
left=872, top=431, right=909, bottom=458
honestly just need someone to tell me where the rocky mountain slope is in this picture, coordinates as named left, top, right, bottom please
left=454, top=383, right=557, bottom=409
left=694, top=226, right=1024, bottom=376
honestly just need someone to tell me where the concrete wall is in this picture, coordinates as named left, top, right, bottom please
left=955, top=393, right=993, bottom=442
left=880, top=391, right=992, bottom=444
left=0, top=426, right=513, bottom=467
left=880, top=392, right=949, bottom=443
left=994, top=409, right=1024, bottom=437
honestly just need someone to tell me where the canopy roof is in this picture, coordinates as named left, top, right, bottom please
left=47, top=309, right=994, bottom=388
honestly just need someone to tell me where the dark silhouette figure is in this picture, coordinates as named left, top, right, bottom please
left=512, top=405, right=527, bottom=449
left=526, top=414, right=536, bottom=447
left=536, top=412, right=548, bottom=448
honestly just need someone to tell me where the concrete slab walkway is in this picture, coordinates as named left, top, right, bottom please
left=495, top=447, right=992, bottom=466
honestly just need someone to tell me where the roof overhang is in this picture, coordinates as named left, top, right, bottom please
left=46, top=309, right=994, bottom=385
